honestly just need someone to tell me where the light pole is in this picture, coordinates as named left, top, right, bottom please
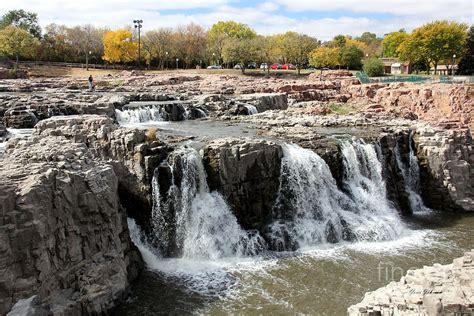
left=452, top=54, right=456, bottom=76
left=212, top=53, right=215, bottom=66
left=133, top=20, right=143, bottom=67
left=165, top=51, right=168, bottom=70
left=86, top=50, right=91, bottom=70
left=176, top=58, right=179, bottom=70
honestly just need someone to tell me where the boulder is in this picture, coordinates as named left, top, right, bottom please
left=348, top=250, right=474, bottom=315
left=3, top=106, right=38, bottom=128
left=235, top=93, right=288, bottom=112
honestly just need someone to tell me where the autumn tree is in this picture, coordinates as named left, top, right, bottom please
left=309, top=46, right=341, bottom=72
left=174, top=23, right=207, bottom=68
left=67, top=25, right=105, bottom=69
left=457, top=26, right=474, bottom=75
left=259, top=35, right=280, bottom=74
left=142, top=28, right=174, bottom=69
left=0, top=26, right=37, bottom=68
left=0, top=9, right=41, bottom=38
left=222, top=37, right=260, bottom=74
left=382, top=31, right=408, bottom=58
left=357, top=32, right=381, bottom=56
left=280, top=31, right=319, bottom=75
left=41, top=24, right=72, bottom=62
left=207, top=21, right=257, bottom=66
left=102, top=29, right=137, bottom=65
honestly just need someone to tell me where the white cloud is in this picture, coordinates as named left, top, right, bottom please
left=1, top=0, right=471, bottom=40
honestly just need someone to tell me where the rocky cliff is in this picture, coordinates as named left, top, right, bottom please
left=348, top=250, right=474, bottom=316
left=0, top=115, right=173, bottom=314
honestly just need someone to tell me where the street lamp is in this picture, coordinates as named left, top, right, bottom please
left=176, top=58, right=179, bottom=70
left=212, top=53, right=215, bottom=65
left=133, top=20, right=143, bottom=67
left=452, top=54, right=456, bottom=76
left=86, top=50, right=92, bottom=70
left=165, top=51, right=168, bottom=69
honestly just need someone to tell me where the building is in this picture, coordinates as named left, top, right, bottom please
left=430, top=65, right=458, bottom=75
left=379, top=58, right=411, bottom=74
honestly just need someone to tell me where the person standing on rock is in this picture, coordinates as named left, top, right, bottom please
left=88, top=75, right=94, bottom=92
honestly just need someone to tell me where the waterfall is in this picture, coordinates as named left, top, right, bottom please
left=395, top=136, right=431, bottom=214
left=245, top=105, right=258, bottom=115
left=267, top=141, right=405, bottom=250
left=115, top=106, right=163, bottom=125
left=151, top=147, right=266, bottom=259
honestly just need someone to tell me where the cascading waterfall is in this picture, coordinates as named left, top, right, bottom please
left=151, top=147, right=266, bottom=260
left=395, top=135, right=431, bottom=214
left=245, top=105, right=258, bottom=115
left=267, top=141, right=405, bottom=250
left=115, top=106, right=163, bottom=125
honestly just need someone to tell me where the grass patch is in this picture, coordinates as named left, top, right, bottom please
left=145, top=128, right=158, bottom=141
left=328, top=103, right=355, bottom=115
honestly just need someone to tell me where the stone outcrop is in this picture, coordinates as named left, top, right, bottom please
left=202, top=138, right=283, bottom=231
left=415, top=126, right=474, bottom=212
left=3, top=106, right=38, bottom=128
left=344, top=83, right=474, bottom=130
left=235, top=93, right=288, bottom=112
left=0, top=128, right=142, bottom=314
left=348, top=250, right=474, bottom=316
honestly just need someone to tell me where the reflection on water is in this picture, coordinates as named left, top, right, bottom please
left=117, top=212, right=474, bottom=315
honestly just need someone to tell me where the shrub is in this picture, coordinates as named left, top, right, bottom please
left=363, top=58, right=384, bottom=77
left=145, top=128, right=157, bottom=141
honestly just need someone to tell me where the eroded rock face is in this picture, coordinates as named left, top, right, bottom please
left=3, top=106, right=38, bottom=128
left=202, top=138, right=283, bottom=230
left=235, top=93, right=288, bottom=112
left=348, top=250, right=474, bottom=316
left=415, top=126, right=474, bottom=212
left=0, top=133, right=142, bottom=315
left=33, top=115, right=171, bottom=228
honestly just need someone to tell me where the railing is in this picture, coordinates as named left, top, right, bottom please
left=355, top=72, right=474, bottom=84
left=16, top=60, right=131, bottom=70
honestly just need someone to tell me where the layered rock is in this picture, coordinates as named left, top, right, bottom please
left=202, top=138, right=283, bottom=230
left=414, top=126, right=474, bottom=212
left=235, top=93, right=288, bottom=112
left=348, top=250, right=474, bottom=316
left=0, top=130, right=142, bottom=314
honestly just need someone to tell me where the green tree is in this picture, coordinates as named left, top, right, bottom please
left=142, top=28, right=174, bottom=69
left=280, top=31, right=319, bottom=75
left=0, top=9, right=41, bottom=38
left=0, top=26, right=37, bottom=68
left=382, top=31, right=408, bottom=57
left=259, top=35, right=280, bottom=74
left=363, top=57, right=384, bottom=76
left=400, top=21, right=468, bottom=74
left=309, top=46, right=341, bottom=71
left=222, top=37, right=259, bottom=74
left=457, top=26, right=474, bottom=75
left=207, top=21, right=257, bottom=66
left=340, top=45, right=364, bottom=69
left=329, top=35, right=346, bottom=48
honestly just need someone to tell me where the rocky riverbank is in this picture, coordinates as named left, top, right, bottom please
left=0, top=72, right=472, bottom=314
left=348, top=250, right=474, bottom=315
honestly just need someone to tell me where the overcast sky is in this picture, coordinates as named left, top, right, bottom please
left=2, top=0, right=473, bottom=40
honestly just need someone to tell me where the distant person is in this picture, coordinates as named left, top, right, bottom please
left=88, top=75, right=94, bottom=91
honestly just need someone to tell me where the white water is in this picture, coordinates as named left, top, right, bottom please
left=245, top=105, right=258, bottom=115
left=152, top=147, right=265, bottom=260
left=268, top=142, right=405, bottom=250
left=115, top=106, right=163, bottom=125
left=125, top=140, right=437, bottom=300
left=395, top=136, right=431, bottom=214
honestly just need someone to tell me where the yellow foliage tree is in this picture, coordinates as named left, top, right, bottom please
left=0, top=25, right=37, bottom=68
left=309, top=46, right=341, bottom=70
left=102, top=29, right=137, bottom=64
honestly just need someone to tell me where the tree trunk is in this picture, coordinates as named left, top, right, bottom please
left=434, top=62, right=438, bottom=75
left=241, top=66, right=246, bottom=74
left=86, top=53, right=89, bottom=71
left=297, top=66, right=301, bottom=76
left=15, top=54, right=19, bottom=70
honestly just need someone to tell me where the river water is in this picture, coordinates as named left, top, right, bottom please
left=114, top=113, right=473, bottom=315
left=118, top=213, right=473, bottom=315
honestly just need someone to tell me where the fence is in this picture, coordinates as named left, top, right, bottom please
left=16, top=60, right=131, bottom=70
left=356, top=72, right=474, bottom=85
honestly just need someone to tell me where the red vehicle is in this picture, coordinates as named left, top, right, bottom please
left=282, top=64, right=296, bottom=70
left=270, top=63, right=282, bottom=70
